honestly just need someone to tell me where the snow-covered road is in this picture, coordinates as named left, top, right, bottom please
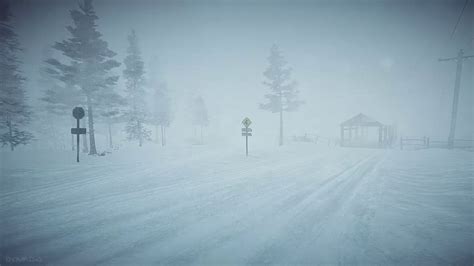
left=1, top=146, right=472, bottom=265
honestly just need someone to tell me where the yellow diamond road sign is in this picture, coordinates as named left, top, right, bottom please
left=242, top=117, right=252, bottom=127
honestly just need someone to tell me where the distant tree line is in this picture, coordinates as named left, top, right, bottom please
left=0, top=0, right=33, bottom=151
left=0, top=0, right=302, bottom=152
left=40, top=0, right=176, bottom=153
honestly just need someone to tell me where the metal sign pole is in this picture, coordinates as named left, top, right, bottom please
left=77, top=118, right=80, bottom=162
left=71, top=107, right=87, bottom=163
left=241, top=117, right=252, bottom=157
left=246, top=127, right=249, bottom=157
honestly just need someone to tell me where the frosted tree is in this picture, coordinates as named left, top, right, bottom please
left=0, top=1, right=34, bottom=151
left=192, top=96, right=209, bottom=144
left=123, top=30, right=150, bottom=147
left=152, top=82, right=173, bottom=146
left=46, top=0, right=120, bottom=155
left=260, top=44, right=303, bottom=146
left=40, top=48, right=82, bottom=151
left=99, top=92, right=126, bottom=149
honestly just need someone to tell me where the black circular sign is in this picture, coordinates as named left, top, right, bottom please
left=72, top=107, right=85, bottom=119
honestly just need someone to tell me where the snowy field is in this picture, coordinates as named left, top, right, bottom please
left=0, top=145, right=473, bottom=265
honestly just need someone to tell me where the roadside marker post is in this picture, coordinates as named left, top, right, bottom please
left=242, top=117, right=252, bottom=156
left=71, top=107, right=87, bottom=162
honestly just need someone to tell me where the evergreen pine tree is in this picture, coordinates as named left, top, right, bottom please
left=123, top=30, right=150, bottom=147
left=39, top=48, right=82, bottom=151
left=260, top=44, right=303, bottom=146
left=46, top=0, right=120, bottom=155
left=192, top=96, right=209, bottom=144
left=152, top=82, right=173, bottom=146
left=99, top=92, right=126, bottom=149
left=0, top=1, right=33, bottom=151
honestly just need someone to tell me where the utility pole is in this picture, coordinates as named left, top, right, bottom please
left=439, top=49, right=474, bottom=149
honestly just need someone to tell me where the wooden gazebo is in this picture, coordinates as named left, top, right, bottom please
left=340, top=113, right=395, bottom=148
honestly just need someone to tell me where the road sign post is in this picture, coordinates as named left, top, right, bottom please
left=71, top=107, right=87, bottom=162
left=242, top=117, right=252, bottom=156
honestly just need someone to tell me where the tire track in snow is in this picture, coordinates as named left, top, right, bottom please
left=130, top=153, right=380, bottom=265
left=62, top=154, right=355, bottom=264
left=1, top=150, right=355, bottom=264
left=238, top=152, right=385, bottom=265
left=1, top=148, right=376, bottom=264
left=78, top=153, right=374, bottom=265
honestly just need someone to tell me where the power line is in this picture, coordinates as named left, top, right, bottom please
left=433, top=0, right=471, bottom=135
left=450, top=0, right=471, bottom=39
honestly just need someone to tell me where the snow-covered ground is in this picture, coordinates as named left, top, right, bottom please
left=0, top=145, right=472, bottom=265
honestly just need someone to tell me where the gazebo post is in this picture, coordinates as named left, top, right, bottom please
left=340, top=126, right=345, bottom=146
left=379, top=126, right=382, bottom=145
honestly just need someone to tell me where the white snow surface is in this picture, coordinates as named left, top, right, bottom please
left=0, top=145, right=473, bottom=265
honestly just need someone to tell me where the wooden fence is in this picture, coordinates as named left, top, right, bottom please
left=292, top=134, right=333, bottom=146
left=400, top=136, right=430, bottom=150
left=292, top=134, right=472, bottom=150
left=453, top=139, right=474, bottom=149
left=401, top=137, right=473, bottom=150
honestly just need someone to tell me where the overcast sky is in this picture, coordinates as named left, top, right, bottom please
left=9, top=0, right=474, bottom=146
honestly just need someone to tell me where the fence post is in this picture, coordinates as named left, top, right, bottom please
left=400, top=137, right=403, bottom=150
left=426, top=137, right=430, bottom=149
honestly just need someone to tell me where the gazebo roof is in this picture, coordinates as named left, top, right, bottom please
left=341, top=113, right=383, bottom=127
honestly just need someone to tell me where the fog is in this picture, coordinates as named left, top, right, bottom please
left=9, top=0, right=473, bottom=149
left=2, top=1, right=474, bottom=264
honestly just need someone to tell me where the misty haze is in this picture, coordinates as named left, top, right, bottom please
left=0, top=0, right=473, bottom=265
